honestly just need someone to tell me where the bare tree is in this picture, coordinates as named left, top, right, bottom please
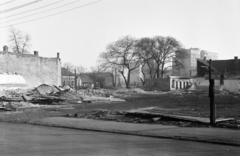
left=135, top=37, right=156, bottom=86
left=152, top=36, right=181, bottom=77
left=75, top=65, right=86, bottom=74
left=137, top=36, right=182, bottom=78
left=63, top=62, right=75, bottom=73
left=63, top=63, right=87, bottom=74
left=21, top=33, right=31, bottom=53
left=87, top=69, right=107, bottom=88
left=99, top=36, right=141, bottom=88
left=8, top=26, right=31, bottom=53
left=87, top=65, right=114, bottom=88
left=174, top=49, right=190, bottom=69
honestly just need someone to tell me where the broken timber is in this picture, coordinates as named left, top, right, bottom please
left=126, top=110, right=234, bottom=124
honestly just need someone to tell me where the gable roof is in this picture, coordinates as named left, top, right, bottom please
left=61, top=67, right=75, bottom=76
left=93, top=72, right=113, bottom=78
left=196, top=59, right=221, bottom=74
left=79, top=74, right=94, bottom=83
left=211, top=59, right=240, bottom=74
left=197, top=58, right=240, bottom=76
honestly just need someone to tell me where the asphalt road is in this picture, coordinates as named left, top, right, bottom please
left=0, top=123, right=240, bottom=156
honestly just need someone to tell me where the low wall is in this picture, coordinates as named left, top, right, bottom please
left=224, top=80, right=240, bottom=93
left=145, top=78, right=170, bottom=91
left=170, top=76, right=191, bottom=90
left=193, top=78, right=221, bottom=90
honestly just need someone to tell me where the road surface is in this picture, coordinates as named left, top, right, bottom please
left=0, top=122, right=239, bottom=156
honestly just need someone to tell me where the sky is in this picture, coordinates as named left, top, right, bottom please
left=0, top=0, right=240, bottom=70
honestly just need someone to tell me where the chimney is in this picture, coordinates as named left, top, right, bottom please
left=3, top=45, right=8, bottom=52
left=234, top=56, right=238, bottom=73
left=57, top=52, right=60, bottom=59
left=203, top=56, right=206, bottom=60
left=34, top=51, right=39, bottom=56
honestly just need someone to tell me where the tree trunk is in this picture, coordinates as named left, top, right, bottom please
left=126, top=69, right=131, bottom=89
left=156, top=66, right=160, bottom=78
left=112, top=68, right=116, bottom=87
left=140, top=66, right=146, bottom=86
left=160, top=62, right=165, bottom=77
left=146, top=62, right=153, bottom=78
left=119, top=71, right=128, bottom=88
left=140, top=78, right=145, bottom=87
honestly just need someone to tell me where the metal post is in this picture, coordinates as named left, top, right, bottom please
left=209, top=59, right=216, bottom=125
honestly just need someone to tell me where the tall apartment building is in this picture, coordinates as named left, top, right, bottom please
left=189, top=48, right=201, bottom=69
left=200, top=50, right=218, bottom=60
left=172, top=48, right=218, bottom=77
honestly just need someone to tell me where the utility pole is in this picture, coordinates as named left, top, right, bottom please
left=75, top=69, right=77, bottom=91
left=209, top=59, right=216, bottom=125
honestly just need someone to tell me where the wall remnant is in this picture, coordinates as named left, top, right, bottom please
left=145, top=78, right=171, bottom=91
left=0, top=46, right=61, bottom=88
left=0, top=73, right=27, bottom=89
left=145, top=76, right=191, bottom=91
left=223, top=80, right=240, bottom=93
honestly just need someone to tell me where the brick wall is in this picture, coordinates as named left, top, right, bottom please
left=0, top=51, right=61, bottom=88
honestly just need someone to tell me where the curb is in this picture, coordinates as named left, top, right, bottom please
left=29, top=121, right=240, bottom=147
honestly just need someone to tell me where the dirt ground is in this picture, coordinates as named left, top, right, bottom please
left=0, top=89, right=240, bottom=129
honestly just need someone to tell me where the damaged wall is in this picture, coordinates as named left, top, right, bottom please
left=0, top=51, right=61, bottom=88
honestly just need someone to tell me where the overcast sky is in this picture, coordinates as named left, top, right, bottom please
left=0, top=0, right=240, bottom=70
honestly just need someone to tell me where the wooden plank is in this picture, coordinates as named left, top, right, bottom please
left=126, top=110, right=234, bottom=124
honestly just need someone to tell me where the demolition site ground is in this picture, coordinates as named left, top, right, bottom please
left=0, top=87, right=240, bottom=129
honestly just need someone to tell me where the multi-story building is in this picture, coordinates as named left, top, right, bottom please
left=200, top=50, right=218, bottom=60
left=172, top=48, right=218, bottom=77
left=189, top=48, right=201, bottom=70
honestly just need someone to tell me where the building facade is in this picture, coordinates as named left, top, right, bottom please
left=0, top=46, right=61, bottom=88
left=172, top=48, right=218, bottom=77
left=200, top=50, right=218, bottom=60
left=61, top=67, right=76, bottom=88
left=196, top=56, right=240, bottom=93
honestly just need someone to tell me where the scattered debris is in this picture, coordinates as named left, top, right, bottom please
left=1, top=86, right=240, bottom=130
left=34, top=84, right=61, bottom=95
left=64, top=106, right=239, bottom=130
left=82, top=99, right=92, bottom=103
left=152, top=117, right=161, bottom=122
left=0, top=101, right=39, bottom=111
left=0, top=84, right=83, bottom=110
left=126, top=108, right=234, bottom=124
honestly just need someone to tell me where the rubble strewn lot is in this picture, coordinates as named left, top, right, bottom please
left=0, top=86, right=240, bottom=129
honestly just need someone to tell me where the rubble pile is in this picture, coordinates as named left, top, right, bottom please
left=66, top=109, right=205, bottom=127
left=217, top=119, right=240, bottom=129
left=115, top=88, right=148, bottom=95
left=74, top=88, right=168, bottom=99
left=77, top=88, right=158, bottom=97
left=0, top=89, right=29, bottom=97
left=68, top=109, right=126, bottom=121
left=67, top=109, right=240, bottom=129
left=0, top=84, right=85, bottom=110
left=59, top=91, right=83, bottom=101
left=0, top=101, right=38, bottom=111
left=115, top=88, right=167, bottom=96
left=78, top=89, right=115, bottom=97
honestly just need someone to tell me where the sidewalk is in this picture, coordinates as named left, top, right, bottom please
left=30, top=117, right=240, bottom=146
